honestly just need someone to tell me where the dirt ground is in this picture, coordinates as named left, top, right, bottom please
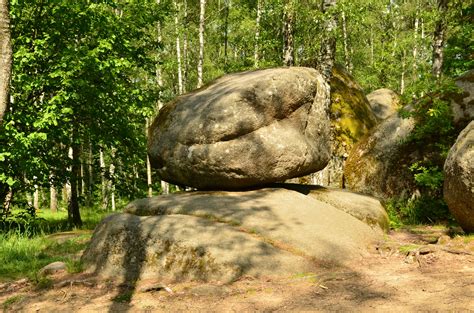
left=1, top=226, right=473, bottom=312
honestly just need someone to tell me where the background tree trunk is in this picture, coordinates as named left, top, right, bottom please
left=99, top=147, right=108, bottom=210
left=432, top=0, right=448, bottom=79
left=254, top=0, right=262, bottom=68
left=282, top=1, right=295, bottom=66
left=319, top=0, right=337, bottom=82
left=341, top=10, right=352, bottom=73
left=318, top=0, right=337, bottom=113
left=68, top=137, right=82, bottom=226
left=197, top=0, right=206, bottom=88
left=146, top=118, right=153, bottom=197
left=0, top=0, right=12, bottom=124
left=174, top=1, right=184, bottom=95
left=50, top=182, right=57, bottom=213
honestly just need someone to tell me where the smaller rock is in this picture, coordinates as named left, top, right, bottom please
left=444, top=121, right=474, bottom=233
left=39, top=261, right=67, bottom=277
left=366, top=88, right=401, bottom=121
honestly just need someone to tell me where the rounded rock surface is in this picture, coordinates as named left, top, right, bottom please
left=82, top=186, right=384, bottom=283
left=444, top=121, right=474, bottom=232
left=148, top=67, right=331, bottom=190
left=366, top=88, right=401, bottom=121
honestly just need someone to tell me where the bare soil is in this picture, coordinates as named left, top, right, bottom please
left=1, top=226, right=473, bottom=312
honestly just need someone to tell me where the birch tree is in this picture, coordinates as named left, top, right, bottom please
left=432, top=0, right=448, bottom=79
left=282, top=0, right=295, bottom=66
left=0, top=0, right=11, bottom=124
left=197, top=0, right=206, bottom=88
left=318, top=0, right=337, bottom=111
left=254, top=0, right=262, bottom=68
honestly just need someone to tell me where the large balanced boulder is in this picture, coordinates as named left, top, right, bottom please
left=148, top=67, right=331, bottom=190
left=82, top=186, right=386, bottom=283
left=366, top=88, right=401, bottom=121
left=444, top=121, right=474, bottom=232
left=291, top=65, right=378, bottom=187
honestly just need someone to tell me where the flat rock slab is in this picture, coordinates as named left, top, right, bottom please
left=148, top=67, right=331, bottom=189
left=82, top=186, right=386, bottom=283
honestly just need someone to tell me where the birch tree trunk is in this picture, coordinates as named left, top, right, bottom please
left=33, top=184, right=39, bottom=211
left=65, top=147, right=73, bottom=208
left=108, top=148, right=116, bottom=211
left=223, top=0, right=229, bottom=68
left=412, top=10, right=419, bottom=81
left=68, top=136, right=82, bottom=226
left=282, top=1, right=295, bottom=66
left=318, top=0, right=337, bottom=104
left=50, top=178, right=57, bottom=213
left=174, top=1, right=184, bottom=95
left=341, top=10, right=352, bottom=73
left=182, top=0, right=188, bottom=92
left=3, top=187, right=13, bottom=215
left=197, top=0, right=206, bottom=88
left=99, top=147, right=108, bottom=210
left=0, top=0, right=12, bottom=124
left=146, top=118, right=153, bottom=197
left=254, top=0, right=262, bottom=68
left=432, top=0, right=448, bottom=79
left=401, top=50, right=406, bottom=95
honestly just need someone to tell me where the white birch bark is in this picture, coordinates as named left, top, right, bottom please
left=50, top=183, right=57, bottom=212
left=413, top=11, right=419, bottom=80
left=174, top=1, right=184, bottom=95
left=99, top=147, right=107, bottom=209
left=341, top=10, right=352, bottom=73
left=254, top=0, right=262, bottom=68
left=33, top=184, right=39, bottom=211
left=282, top=1, right=294, bottom=66
left=0, top=0, right=12, bottom=124
left=109, top=148, right=116, bottom=211
left=432, top=0, right=448, bottom=79
left=197, top=0, right=206, bottom=88
left=146, top=118, right=153, bottom=197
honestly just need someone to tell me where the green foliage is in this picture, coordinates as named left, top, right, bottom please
left=385, top=196, right=453, bottom=228
left=409, top=162, right=444, bottom=191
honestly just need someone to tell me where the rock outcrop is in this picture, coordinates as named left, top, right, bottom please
left=291, top=65, right=378, bottom=188
left=82, top=186, right=387, bottom=283
left=366, top=88, right=400, bottom=121
left=344, top=70, right=474, bottom=200
left=451, top=69, right=474, bottom=125
left=148, top=67, right=331, bottom=190
left=343, top=113, right=417, bottom=199
left=444, top=121, right=474, bottom=233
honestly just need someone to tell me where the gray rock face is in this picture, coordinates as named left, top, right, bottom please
left=344, top=70, right=474, bottom=200
left=82, top=186, right=385, bottom=283
left=451, top=69, right=474, bottom=125
left=39, top=261, right=67, bottom=277
left=366, top=88, right=400, bottom=121
left=444, top=121, right=474, bottom=232
left=344, top=112, right=417, bottom=199
left=148, top=67, right=331, bottom=190
left=294, top=65, right=378, bottom=188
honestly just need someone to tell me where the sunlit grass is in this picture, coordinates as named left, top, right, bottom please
left=0, top=232, right=90, bottom=281
left=0, top=207, right=111, bottom=282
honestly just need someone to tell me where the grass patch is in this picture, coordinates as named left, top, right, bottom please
left=0, top=232, right=91, bottom=282
left=398, top=244, right=421, bottom=254
left=2, top=295, right=24, bottom=311
left=384, top=197, right=454, bottom=229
